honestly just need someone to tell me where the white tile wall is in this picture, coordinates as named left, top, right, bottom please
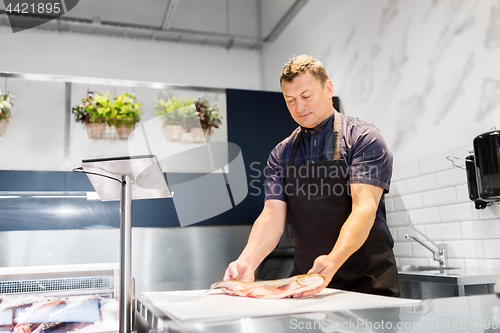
left=408, top=207, right=441, bottom=225
left=464, top=258, right=500, bottom=269
left=424, top=222, right=461, bottom=241
left=406, top=174, right=436, bottom=193
left=394, top=193, right=423, bottom=210
left=395, top=226, right=426, bottom=241
left=393, top=242, right=412, bottom=257
left=392, top=162, right=419, bottom=182
left=390, top=147, right=500, bottom=268
left=460, top=219, right=500, bottom=239
left=386, top=211, right=409, bottom=227
left=436, top=168, right=467, bottom=188
left=385, top=197, right=395, bottom=212
left=483, top=240, right=500, bottom=259
left=439, top=202, right=479, bottom=222
left=447, top=240, right=484, bottom=258
left=422, top=187, right=457, bottom=207
left=455, top=184, right=470, bottom=203
left=387, top=180, right=407, bottom=198
left=419, top=153, right=453, bottom=175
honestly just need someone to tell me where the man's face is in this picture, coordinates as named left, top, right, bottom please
left=282, top=71, right=334, bottom=129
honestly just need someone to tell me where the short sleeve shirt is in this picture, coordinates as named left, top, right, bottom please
left=265, top=112, right=393, bottom=201
left=265, top=112, right=394, bottom=246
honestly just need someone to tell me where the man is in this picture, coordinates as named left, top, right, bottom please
left=224, top=55, right=400, bottom=297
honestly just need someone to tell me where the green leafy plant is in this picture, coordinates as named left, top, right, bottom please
left=108, top=92, right=142, bottom=128
left=155, top=94, right=194, bottom=124
left=72, top=91, right=142, bottom=128
left=0, top=90, right=14, bottom=121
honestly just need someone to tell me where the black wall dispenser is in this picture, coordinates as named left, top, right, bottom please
left=466, top=129, right=500, bottom=209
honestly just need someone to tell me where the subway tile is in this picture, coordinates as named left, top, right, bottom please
left=464, top=258, right=500, bottom=269
left=436, top=167, right=467, bottom=188
left=386, top=211, right=409, bottom=227
left=398, top=257, right=429, bottom=266
left=421, top=258, right=463, bottom=269
left=445, top=258, right=465, bottom=268
left=483, top=239, right=500, bottom=258
left=410, top=241, right=440, bottom=258
left=419, top=152, right=453, bottom=175
left=392, top=162, right=419, bottom=182
left=387, top=180, right=406, bottom=198
left=422, top=187, right=457, bottom=207
left=394, top=193, right=423, bottom=210
left=424, top=222, right=461, bottom=241
left=478, top=202, right=500, bottom=219
left=385, top=197, right=395, bottom=212
left=439, top=202, right=479, bottom=222
left=447, top=240, right=484, bottom=258
left=408, top=207, right=441, bottom=224
left=393, top=242, right=412, bottom=257
left=451, top=146, right=473, bottom=169
left=455, top=184, right=470, bottom=203
left=406, top=174, right=437, bottom=193
left=396, top=226, right=426, bottom=242
left=389, top=227, right=398, bottom=241
left=460, top=219, right=500, bottom=239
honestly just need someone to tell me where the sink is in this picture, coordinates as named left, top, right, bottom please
left=399, top=265, right=459, bottom=272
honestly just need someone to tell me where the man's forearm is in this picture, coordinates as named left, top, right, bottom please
left=327, top=183, right=383, bottom=271
left=327, top=204, right=376, bottom=271
left=238, top=200, right=287, bottom=271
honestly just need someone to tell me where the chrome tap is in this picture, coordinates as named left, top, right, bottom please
left=404, top=234, right=449, bottom=267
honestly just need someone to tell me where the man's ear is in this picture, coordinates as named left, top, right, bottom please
left=325, top=80, right=334, bottom=98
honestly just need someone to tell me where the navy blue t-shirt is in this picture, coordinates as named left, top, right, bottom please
left=265, top=111, right=394, bottom=246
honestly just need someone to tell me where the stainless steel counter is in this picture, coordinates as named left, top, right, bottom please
left=399, top=267, right=500, bottom=299
left=135, top=293, right=500, bottom=333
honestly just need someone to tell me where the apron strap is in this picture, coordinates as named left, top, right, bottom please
left=333, top=109, right=341, bottom=161
left=288, top=131, right=302, bottom=167
left=288, top=110, right=341, bottom=166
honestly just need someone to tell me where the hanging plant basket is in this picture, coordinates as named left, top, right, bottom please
left=86, top=123, right=106, bottom=139
left=85, top=121, right=136, bottom=140
left=155, top=95, right=222, bottom=144
left=0, top=118, right=9, bottom=137
left=73, top=91, right=141, bottom=141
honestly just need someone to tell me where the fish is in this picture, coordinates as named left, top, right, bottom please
left=209, top=273, right=325, bottom=299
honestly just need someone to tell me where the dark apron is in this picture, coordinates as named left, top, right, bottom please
left=285, top=118, right=400, bottom=297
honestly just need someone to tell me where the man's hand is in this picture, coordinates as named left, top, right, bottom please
left=291, top=255, right=338, bottom=297
left=223, top=260, right=254, bottom=282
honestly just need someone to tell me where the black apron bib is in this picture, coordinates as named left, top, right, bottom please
left=285, top=119, right=400, bottom=297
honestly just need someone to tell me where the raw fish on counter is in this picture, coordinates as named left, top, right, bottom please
left=209, top=273, right=325, bottom=298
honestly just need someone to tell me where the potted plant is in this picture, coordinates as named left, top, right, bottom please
left=192, top=97, right=222, bottom=142
left=155, top=94, right=193, bottom=141
left=72, top=92, right=109, bottom=139
left=107, top=92, right=142, bottom=140
left=0, top=90, right=14, bottom=137
left=72, top=91, right=142, bottom=140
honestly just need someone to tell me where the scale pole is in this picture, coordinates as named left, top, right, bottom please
left=119, top=175, right=132, bottom=333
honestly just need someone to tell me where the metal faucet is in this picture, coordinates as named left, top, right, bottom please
left=404, top=234, right=449, bottom=267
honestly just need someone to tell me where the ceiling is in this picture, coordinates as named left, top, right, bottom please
left=0, top=0, right=310, bottom=49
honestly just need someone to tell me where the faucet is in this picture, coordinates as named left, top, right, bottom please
left=404, top=234, right=449, bottom=267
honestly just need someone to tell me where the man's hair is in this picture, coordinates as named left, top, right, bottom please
left=280, top=55, right=329, bottom=87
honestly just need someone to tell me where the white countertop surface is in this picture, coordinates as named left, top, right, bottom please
left=141, top=288, right=421, bottom=322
